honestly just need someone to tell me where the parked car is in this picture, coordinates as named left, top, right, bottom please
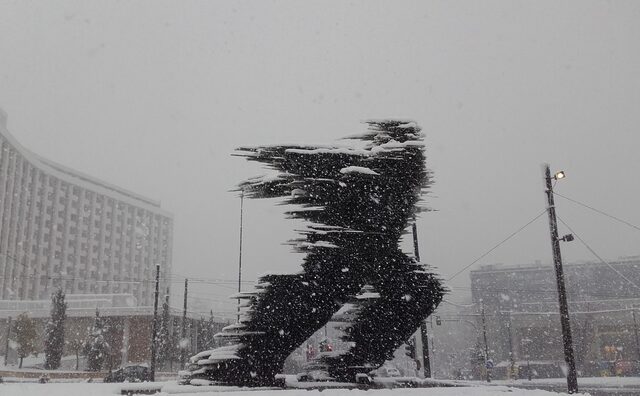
left=178, top=362, right=200, bottom=385
left=103, top=364, right=152, bottom=383
left=296, top=361, right=334, bottom=382
left=372, top=365, right=401, bottom=378
left=613, top=360, right=640, bottom=376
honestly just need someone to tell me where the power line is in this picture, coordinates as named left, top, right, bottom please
left=554, top=191, right=640, bottom=233
left=442, top=296, right=640, bottom=309
left=450, top=285, right=640, bottom=299
left=447, top=209, right=547, bottom=281
left=557, top=215, right=640, bottom=292
left=2, top=273, right=635, bottom=300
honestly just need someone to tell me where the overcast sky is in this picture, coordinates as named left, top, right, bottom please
left=1, top=1, right=639, bottom=314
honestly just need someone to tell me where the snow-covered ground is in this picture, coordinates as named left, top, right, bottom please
left=491, top=377, right=640, bottom=387
left=0, top=381, right=586, bottom=396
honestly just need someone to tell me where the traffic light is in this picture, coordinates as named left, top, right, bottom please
left=405, top=337, right=416, bottom=359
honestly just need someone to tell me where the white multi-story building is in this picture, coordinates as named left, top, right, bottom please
left=0, top=109, right=173, bottom=305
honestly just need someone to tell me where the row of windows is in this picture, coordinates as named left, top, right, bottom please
left=0, top=142, right=171, bottom=227
left=27, top=240, right=169, bottom=260
left=0, top=138, right=171, bottom=304
left=7, top=255, right=164, bottom=281
left=13, top=281, right=150, bottom=298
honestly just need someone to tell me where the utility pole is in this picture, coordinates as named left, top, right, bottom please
left=633, top=308, right=640, bottom=361
left=412, top=221, right=431, bottom=378
left=480, top=301, right=491, bottom=383
left=181, top=278, right=188, bottom=365
left=507, top=311, right=515, bottom=379
left=164, top=291, right=172, bottom=371
left=237, top=190, right=244, bottom=323
left=4, top=316, right=11, bottom=366
left=543, top=164, right=578, bottom=394
left=412, top=222, right=421, bottom=263
left=150, top=264, right=160, bottom=382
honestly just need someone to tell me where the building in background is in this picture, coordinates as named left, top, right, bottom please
left=0, top=294, right=228, bottom=369
left=0, top=108, right=173, bottom=305
left=469, top=257, right=640, bottom=378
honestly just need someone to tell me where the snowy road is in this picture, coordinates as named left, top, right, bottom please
left=492, top=378, right=640, bottom=396
left=0, top=381, right=585, bottom=396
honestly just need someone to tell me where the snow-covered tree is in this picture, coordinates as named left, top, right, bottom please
left=13, top=312, right=38, bottom=368
left=67, top=335, right=84, bottom=370
left=85, top=309, right=109, bottom=371
left=187, top=120, right=444, bottom=386
left=197, top=311, right=221, bottom=351
left=44, top=288, right=67, bottom=369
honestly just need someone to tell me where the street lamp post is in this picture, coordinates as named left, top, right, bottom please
left=543, top=164, right=578, bottom=394
left=412, top=221, right=432, bottom=379
left=150, top=264, right=161, bottom=382
left=237, top=190, right=245, bottom=323
left=480, top=301, right=491, bottom=383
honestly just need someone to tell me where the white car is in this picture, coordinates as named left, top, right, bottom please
left=373, top=366, right=401, bottom=378
left=296, top=362, right=334, bottom=382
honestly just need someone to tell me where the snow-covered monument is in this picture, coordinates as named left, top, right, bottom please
left=188, top=120, right=444, bottom=385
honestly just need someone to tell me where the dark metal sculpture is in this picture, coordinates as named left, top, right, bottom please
left=188, top=120, right=444, bottom=386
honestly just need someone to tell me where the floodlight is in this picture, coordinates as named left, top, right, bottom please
left=554, top=171, right=566, bottom=180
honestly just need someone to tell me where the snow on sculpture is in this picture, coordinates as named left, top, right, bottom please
left=188, top=120, right=445, bottom=385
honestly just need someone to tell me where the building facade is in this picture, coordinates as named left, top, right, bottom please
left=0, top=109, right=173, bottom=305
left=0, top=294, right=228, bottom=369
left=469, top=258, right=640, bottom=377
